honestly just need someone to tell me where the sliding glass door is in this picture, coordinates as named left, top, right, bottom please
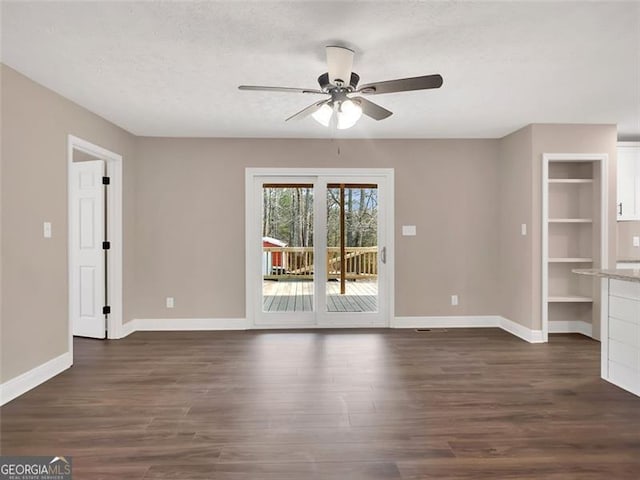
left=247, top=170, right=392, bottom=328
left=257, top=177, right=316, bottom=326
left=316, top=177, right=385, bottom=326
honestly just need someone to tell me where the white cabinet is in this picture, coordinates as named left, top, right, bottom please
left=606, top=279, right=640, bottom=396
left=617, top=142, right=640, bottom=221
left=574, top=271, right=640, bottom=397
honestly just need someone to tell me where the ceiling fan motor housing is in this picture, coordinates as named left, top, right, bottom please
left=318, top=72, right=360, bottom=92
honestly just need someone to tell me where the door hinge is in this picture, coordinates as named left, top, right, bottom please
left=102, top=241, right=111, bottom=250
left=102, top=176, right=110, bottom=185
left=102, top=305, right=111, bottom=315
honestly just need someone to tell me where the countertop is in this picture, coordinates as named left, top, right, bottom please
left=573, top=268, right=640, bottom=283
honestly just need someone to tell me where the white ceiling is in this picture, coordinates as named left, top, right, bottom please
left=2, top=1, right=639, bottom=139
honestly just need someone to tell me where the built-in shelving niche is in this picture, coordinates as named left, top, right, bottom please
left=542, top=155, right=607, bottom=341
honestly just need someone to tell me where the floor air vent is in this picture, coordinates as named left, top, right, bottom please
left=415, top=328, right=448, bottom=333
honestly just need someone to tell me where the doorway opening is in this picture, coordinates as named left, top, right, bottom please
left=67, top=135, right=123, bottom=350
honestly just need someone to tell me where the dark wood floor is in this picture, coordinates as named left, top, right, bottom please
left=1, top=329, right=639, bottom=479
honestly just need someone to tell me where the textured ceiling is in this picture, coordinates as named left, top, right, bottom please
left=1, top=1, right=639, bottom=139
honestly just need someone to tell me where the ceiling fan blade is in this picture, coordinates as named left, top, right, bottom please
left=352, top=97, right=393, bottom=121
left=285, top=99, right=330, bottom=122
left=326, top=46, right=354, bottom=87
left=238, top=85, right=325, bottom=94
left=357, top=74, right=443, bottom=95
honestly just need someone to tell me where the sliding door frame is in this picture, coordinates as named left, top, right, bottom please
left=245, top=168, right=394, bottom=329
left=249, top=175, right=318, bottom=327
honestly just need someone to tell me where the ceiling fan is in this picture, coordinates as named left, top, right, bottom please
left=238, top=46, right=443, bottom=130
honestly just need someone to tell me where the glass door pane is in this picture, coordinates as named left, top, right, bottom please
left=261, top=184, right=314, bottom=313
left=325, top=183, right=378, bottom=313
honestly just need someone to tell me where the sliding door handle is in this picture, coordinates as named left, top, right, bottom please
left=380, top=246, right=387, bottom=264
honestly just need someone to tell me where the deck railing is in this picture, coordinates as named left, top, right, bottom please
left=263, top=246, right=378, bottom=280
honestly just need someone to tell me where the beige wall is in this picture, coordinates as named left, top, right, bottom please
left=617, top=221, right=640, bottom=260
left=133, top=137, right=501, bottom=319
left=0, top=65, right=137, bottom=382
left=530, top=124, right=618, bottom=339
left=133, top=125, right=616, bottom=328
left=497, top=126, right=534, bottom=328
left=0, top=63, right=622, bottom=388
left=497, top=124, right=618, bottom=334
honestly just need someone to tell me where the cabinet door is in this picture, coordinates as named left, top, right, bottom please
left=617, top=146, right=639, bottom=220
left=636, top=149, right=640, bottom=219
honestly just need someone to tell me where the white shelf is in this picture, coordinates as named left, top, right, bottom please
left=548, top=178, right=593, bottom=184
left=548, top=296, right=593, bottom=303
left=543, top=155, right=606, bottom=336
left=548, top=218, right=593, bottom=223
left=548, top=258, right=593, bottom=263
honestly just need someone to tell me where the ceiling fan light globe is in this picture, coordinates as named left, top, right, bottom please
left=341, top=100, right=362, bottom=120
left=336, top=100, right=362, bottom=129
left=312, top=103, right=333, bottom=127
left=336, top=117, right=356, bottom=130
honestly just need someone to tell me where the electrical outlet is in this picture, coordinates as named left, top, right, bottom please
left=521, top=224, right=527, bottom=236
left=166, top=297, right=174, bottom=308
left=633, top=236, right=640, bottom=248
left=451, top=295, right=459, bottom=306
left=43, top=222, right=52, bottom=238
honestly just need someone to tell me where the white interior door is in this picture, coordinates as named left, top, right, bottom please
left=70, top=160, right=106, bottom=338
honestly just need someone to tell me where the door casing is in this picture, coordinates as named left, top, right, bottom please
left=245, top=168, right=395, bottom=329
left=67, top=135, right=123, bottom=352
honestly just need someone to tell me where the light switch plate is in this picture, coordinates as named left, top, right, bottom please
left=633, top=236, right=640, bottom=247
left=402, top=225, right=416, bottom=236
left=43, top=222, right=52, bottom=238
left=521, top=224, right=527, bottom=236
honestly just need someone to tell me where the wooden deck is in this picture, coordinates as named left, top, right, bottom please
left=263, top=280, right=377, bottom=312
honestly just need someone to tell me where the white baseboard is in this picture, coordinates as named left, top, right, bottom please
left=120, top=319, right=137, bottom=338
left=499, top=316, right=545, bottom=343
left=131, top=318, right=248, bottom=332
left=0, top=352, right=72, bottom=406
left=392, top=315, right=544, bottom=344
left=392, top=315, right=501, bottom=329
left=123, top=316, right=543, bottom=344
left=549, top=320, right=593, bottom=337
